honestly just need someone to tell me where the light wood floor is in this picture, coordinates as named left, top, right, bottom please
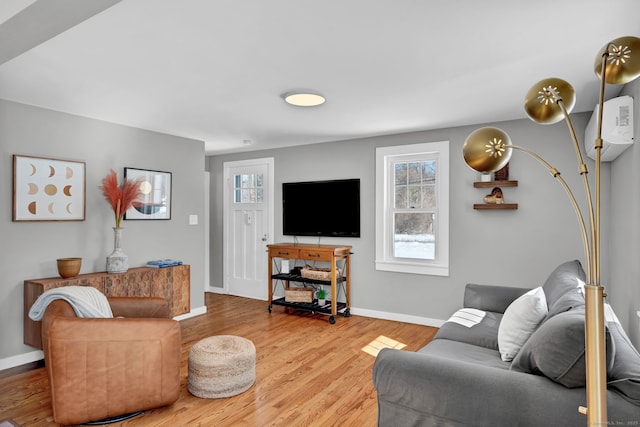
left=0, top=293, right=437, bottom=426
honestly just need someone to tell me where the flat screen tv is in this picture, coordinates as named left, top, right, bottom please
left=282, top=178, right=360, bottom=238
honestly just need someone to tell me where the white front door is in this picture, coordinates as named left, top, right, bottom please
left=223, top=158, right=274, bottom=300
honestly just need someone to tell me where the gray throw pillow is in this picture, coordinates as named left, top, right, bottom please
left=606, top=316, right=640, bottom=406
left=542, top=260, right=586, bottom=319
left=511, top=308, right=614, bottom=388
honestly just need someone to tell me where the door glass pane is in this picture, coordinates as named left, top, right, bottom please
left=393, top=212, right=435, bottom=260
left=234, top=173, right=264, bottom=203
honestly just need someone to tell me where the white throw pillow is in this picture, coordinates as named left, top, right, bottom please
left=498, top=286, right=548, bottom=362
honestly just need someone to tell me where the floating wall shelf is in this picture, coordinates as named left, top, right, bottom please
left=472, top=180, right=518, bottom=210
left=473, top=203, right=518, bottom=210
left=473, top=180, right=519, bottom=188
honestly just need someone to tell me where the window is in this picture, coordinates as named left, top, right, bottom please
left=233, top=173, right=263, bottom=203
left=375, top=141, right=449, bottom=276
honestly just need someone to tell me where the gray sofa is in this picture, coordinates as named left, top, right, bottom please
left=372, top=260, right=640, bottom=426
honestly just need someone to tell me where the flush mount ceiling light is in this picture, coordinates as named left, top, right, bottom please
left=282, top=90, right=326, bottom=107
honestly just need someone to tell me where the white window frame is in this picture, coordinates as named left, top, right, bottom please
left=375, top=141, right=449, bottom=276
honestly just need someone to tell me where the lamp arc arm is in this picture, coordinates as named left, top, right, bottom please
left=555, top=99, right=597, bottom=283
left=510, top=145, right=592, bottom=283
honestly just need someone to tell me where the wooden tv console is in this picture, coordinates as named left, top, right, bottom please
left=24, top=264, right=190, bottom=349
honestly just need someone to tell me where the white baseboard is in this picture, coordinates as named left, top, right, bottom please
left=207, top=286, right=226, bottom=294
left=0, top=349, right=44, bottom=371
left=350, top=306, right=445, bottom=328
left=174, top=305, right=207, bottom=321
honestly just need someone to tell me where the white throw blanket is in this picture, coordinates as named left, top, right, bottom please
left=447, top=308, right=487, bottom=328
left=28, top=286, right=113, bottom=320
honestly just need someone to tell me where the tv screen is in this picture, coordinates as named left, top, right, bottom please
left=282, top=179, right=360, bottom=238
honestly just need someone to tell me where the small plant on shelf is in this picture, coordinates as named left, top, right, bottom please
left=316, top=288, right=327, bottom=305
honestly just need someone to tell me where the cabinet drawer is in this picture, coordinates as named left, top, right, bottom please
left=270, top=248, right=299, bottom=259
left=299, top=250, right=332, bottom=261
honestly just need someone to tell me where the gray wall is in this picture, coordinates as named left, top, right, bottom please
left=0, top=100, right=206, bottom=362
left=206, top=112, right=631, bottom=333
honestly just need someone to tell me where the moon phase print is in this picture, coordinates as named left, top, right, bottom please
left=13, top=155, right=86, bottom=221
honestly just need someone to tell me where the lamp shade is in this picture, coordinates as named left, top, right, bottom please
left=595, top=36, right=640, bottom=85
left=524, top=78, right=576, bottom=125
left=463, top=127, right=512, bottom=173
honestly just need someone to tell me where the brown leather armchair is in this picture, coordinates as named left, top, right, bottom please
left=41, top=297, right=182, bottom=425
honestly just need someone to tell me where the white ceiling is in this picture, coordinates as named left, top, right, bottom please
left=1, top=0, right=639, bottom=155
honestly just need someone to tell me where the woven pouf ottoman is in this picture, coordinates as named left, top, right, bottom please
left=188, top=335, right=256, bottom=398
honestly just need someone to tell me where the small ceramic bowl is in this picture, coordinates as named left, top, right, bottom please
left=56, top=257, right=82, bottom=278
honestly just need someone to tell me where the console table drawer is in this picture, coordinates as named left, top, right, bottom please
left=298, top=249, right=332, bottom=261
left=269, top=248, right=299, bottom=259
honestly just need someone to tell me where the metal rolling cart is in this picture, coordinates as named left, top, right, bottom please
left=267, top=243, right=352, bottom=324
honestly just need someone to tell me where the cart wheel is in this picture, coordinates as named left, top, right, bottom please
left=344, top=308, right=351, bottom=317
left=268, top=305, right=272, bottom=313
left=329, top=315, right=336, bottom=324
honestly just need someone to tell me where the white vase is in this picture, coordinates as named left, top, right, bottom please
left=106, top=227, right=128, bottom=273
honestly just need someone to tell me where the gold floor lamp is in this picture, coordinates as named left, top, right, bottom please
left=462, top=36, right=640, bottom=426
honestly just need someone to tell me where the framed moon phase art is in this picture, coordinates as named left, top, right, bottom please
left=13, top=155, right=86, bottom=221
left=124, top=167, right=172, bottom=220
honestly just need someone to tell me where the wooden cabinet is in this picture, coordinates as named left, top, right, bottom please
left=24, top=265, right=190, bottom=349
left=472, top=180, right=518, bottom=210
left=267, top=243, right=352, bottom=324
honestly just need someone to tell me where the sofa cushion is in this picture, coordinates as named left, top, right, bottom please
left=419, top=339, right=511, bottom=371
left=542, top=260, right=586, bottom=319
left=498, top=287, right=548, bottom=362
left=511, top=307, right=614, bottom=388
left=434, top=310, right=502, bottom=350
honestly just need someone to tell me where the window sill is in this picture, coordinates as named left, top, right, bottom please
left=375, top=259, right=449, bottom=276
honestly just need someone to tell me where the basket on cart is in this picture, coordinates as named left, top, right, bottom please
left=284, top=288, right=314, bottom=303
left=300, top=265, right=342, bottom=281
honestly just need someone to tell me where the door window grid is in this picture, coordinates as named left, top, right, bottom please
left=234, top=174, right=264, bottom=203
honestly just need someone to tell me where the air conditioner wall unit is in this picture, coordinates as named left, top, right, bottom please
left=584, top=95, right=634, bottom=162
